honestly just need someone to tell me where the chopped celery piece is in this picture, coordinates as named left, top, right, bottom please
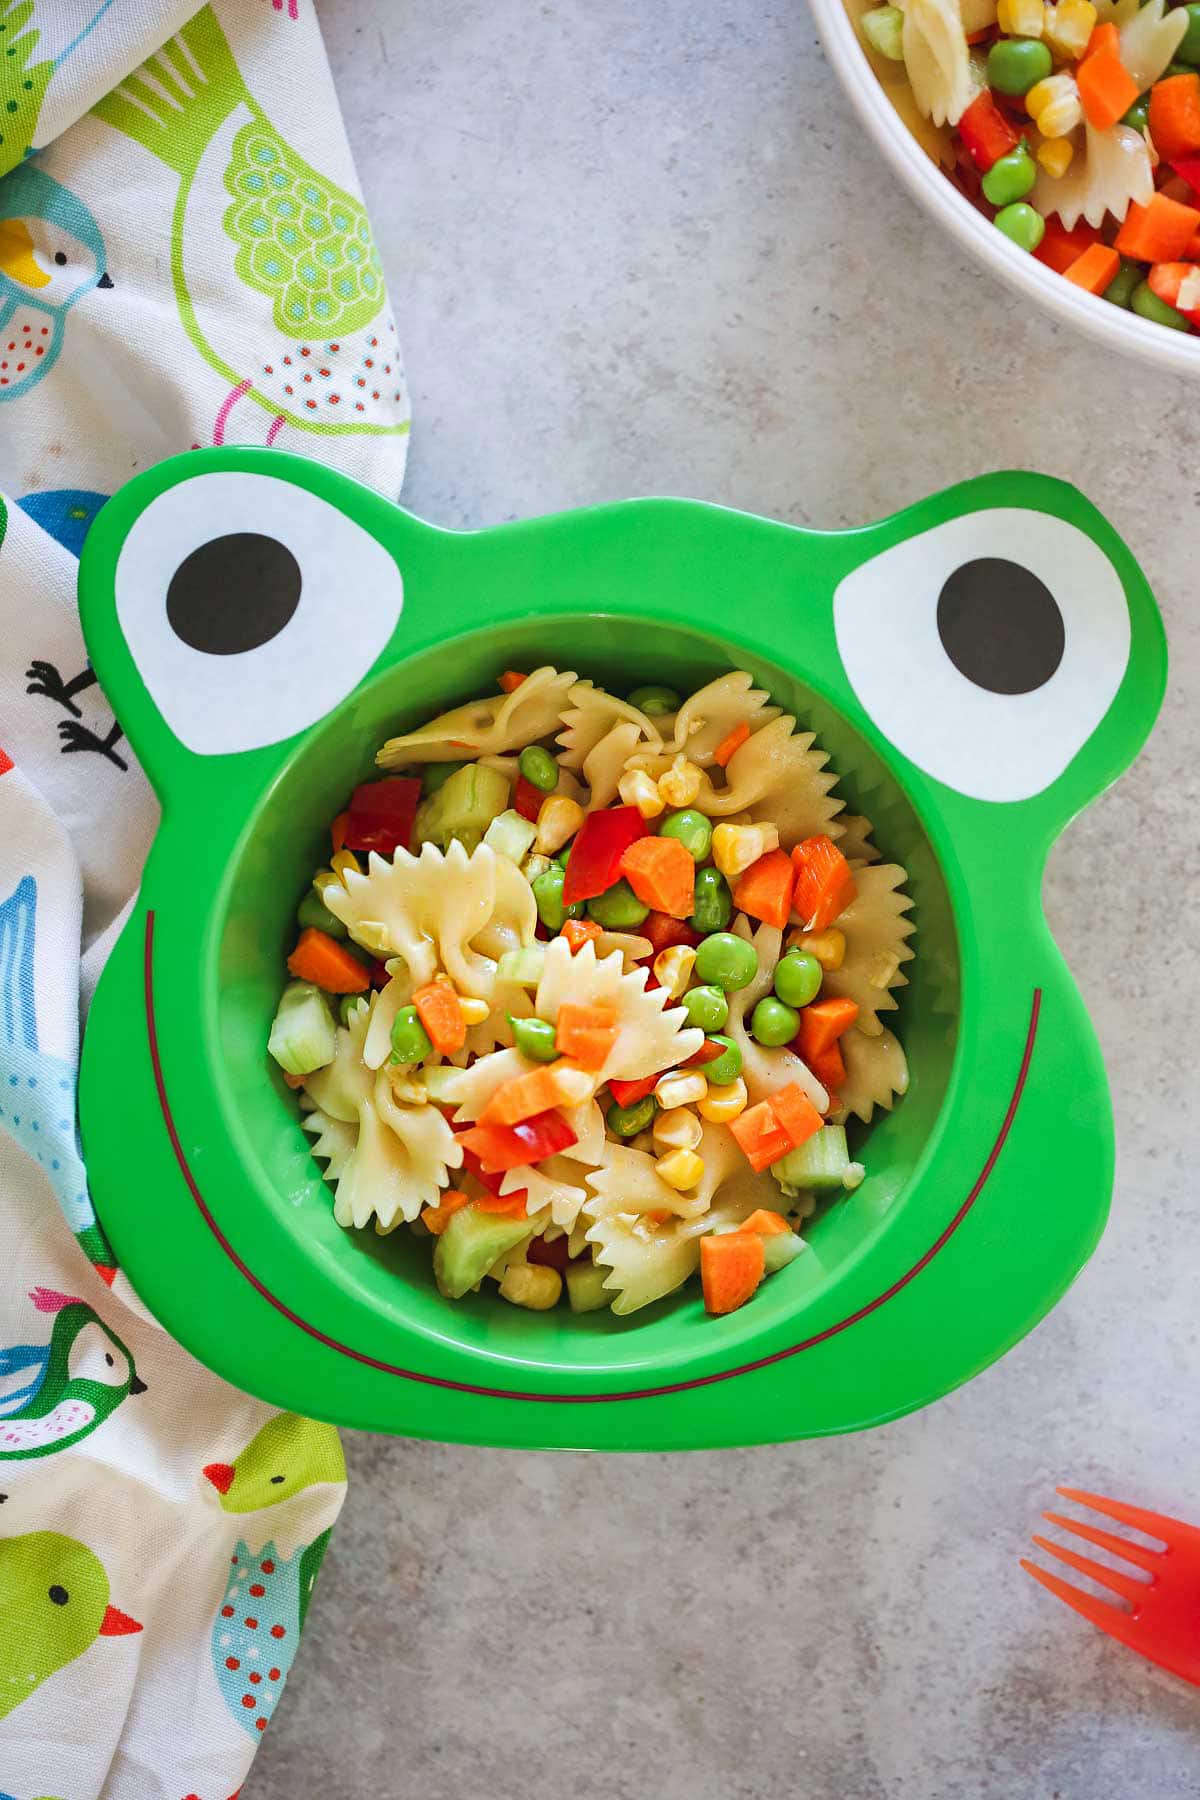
left=772, top=1124, right=852, bottom=1194
left=484, top=807, right=539, bottom=863
left=762, top=1231, right=806, bottom=1275
left=421, top=1064, right=465, bottom=1103
left=434, top=1207, right=531, bottom=1299
left=269, top=981, right=337, bottom=1075
left=862, top=3, right=904, bottom=58
left=496, top=945, right=546, bottom=988
left=565, top=1261, right=613, bottom=1312
left=413, top=762, right=510, bottom=855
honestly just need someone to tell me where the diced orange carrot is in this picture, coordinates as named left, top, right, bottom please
left=1034, top=216, right=1103, bottom=275
left=473, top=1190, right=529, bottom=1216
left=713, top=720, right=750, bottom=768
left=1077, top=41, right=1138, bottom=130
left=1149, top=72, right=1200, bottom=162
left=619, top=835, right=696, bottom=918
left=286, top=927, right=370, bottom=993
left=561, top=917, right=604, bottom=953
left=479, top=1060, right=591, bottom=1126
left=422, top=1190, right=470, bottom=1235
left=767, top=1082, right=824, bottom=1151
left=1085, top=20, right=1119, bottom=58
left=642, top=1208, right=673, bottom=1225
left=331, top=810, right=350, bottom=853
left=498, top=670, right=527, bottom=693
left=791, top=836, right=857, bottom=931
left=728, top=1100, right=794, bottom=1172
left=1063, top=244, right=1121, bottom=294
left=1115, top=191, right=1200, bottom=262
left=554, top=1000, right=618, bottom=1071
left=282, top=1070, right=307, bottom=1089
left=412, top=981, right=467, bottom=1055
left=797, top=997, right=859, bottom=1061
left=700, top=1232, right=766, bottom=1314
left=809, top=1042, right=847, bottom=1099
left=732, top=848, right=795, bottom=930
left=737, top=1208, right=792, bottom=1237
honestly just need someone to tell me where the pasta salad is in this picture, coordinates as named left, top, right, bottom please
left=268, top=668, right=915, bottom=1319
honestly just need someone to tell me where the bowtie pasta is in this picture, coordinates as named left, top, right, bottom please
left=268, top=668, right=914, bottom=1320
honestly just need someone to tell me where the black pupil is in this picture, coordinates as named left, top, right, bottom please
left=49, top=1584, right=68, bottom=1605
left=54, top=250, right=66, bottom=265
left=270, top=1474, right=285, bottom=1484
left=937, top=558, right=1065, bottom=696
left=166, top=533, right=301, bottom=656
left=105, top=1352, right=113, bottom=1366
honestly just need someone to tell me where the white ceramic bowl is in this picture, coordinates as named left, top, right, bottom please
left=808, top=0, right=1200, bottom=376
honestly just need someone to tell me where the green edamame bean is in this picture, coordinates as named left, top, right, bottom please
left=1177, top=11, right=1200, bottom=64
left=608, top=1094, right=658, bottom=1137
left=532, top=863, right=581, bottom=931
left=1103, top=258, right=1142, bottom=310
left=751, top=995, right=801, bottom=1047
left=702, top=1035, right=742, bottom=1085
left=683, top=984, right=730, bottom=1032
left=1121, top=95, right=1149, bottom=133
left=773, top=950, right=823, bottom=1009
left=987, top=36, right=1051, bottom=94
left=587, top=879, right=650, bottom=929
left=509, top=1013, right=559, bottom=1062
left=660, top=808, right=713, bottom=862
left=390, top=1004, right=433, bottom=1065
left=340, top=994, right=365, bottom=1026
left=993, top=202, right=1045, bottom=252
left=694, top=931, right=758, bottom=991
left=690, top=865, right=733, bottom=933
left=421, top=760, right=463, bottom=796
left=1131, top=279, right=1192, bottom=330
left=981, top=146, right=1036, bottom=206
left=519, top=744, right=559, bottom=792
left=627, top=684, right=681, bottom=717
left=298, top=889, right=348, bottom=938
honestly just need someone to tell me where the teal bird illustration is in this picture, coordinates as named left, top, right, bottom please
left=91, top=5, right=406, bottom=442
left=0, top=1530, right=141, bottom=1720
left=0, top=1286, right=145, bottom=1461
left=0, top=159, right=112, bottom=401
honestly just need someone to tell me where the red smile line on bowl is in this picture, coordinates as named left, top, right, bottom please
left=142, top=911, right=1040, bottom=1405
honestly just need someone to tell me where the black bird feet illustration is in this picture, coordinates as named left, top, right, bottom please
left=57, top=718, right=128, bottom=772
left=26, top=659, right=99, bottom=718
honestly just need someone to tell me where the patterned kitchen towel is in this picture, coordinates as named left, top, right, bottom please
left=0, top=2, right=410, bottom=1792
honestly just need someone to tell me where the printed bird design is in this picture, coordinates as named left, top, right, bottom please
left=0, top=159, right=112, bottom=401
left=0, top=1286, right=145, bottom=1460
left=209, top=1528, right=331, bottom=1739
left=202, top=1411, right=345, bottom=1517
left=0, top=1530, right=141, bottom=1719
left=17, top=487, right=108, bottom=558
left=91, top=6, right=407, bottom=442
left=0, top=0, right=53, bottom=174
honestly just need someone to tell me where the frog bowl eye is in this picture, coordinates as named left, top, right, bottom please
left=832, top=509, right=1130, bottom=803
left=112, top=471, right=403, bottom=755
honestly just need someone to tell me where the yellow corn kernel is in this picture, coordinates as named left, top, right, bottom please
left=349, top=920, right=391, bottom=955
left=655, top=1147, right=705, bottom=1192
left=534, top=794, right=585, bottom=855
left=459, top=995, right=491, bottom=1025
left=618, top=767, right=665, bottom=819
left=697, top=1076, right=749, bottom=1124
left=999, top=0, right=1044, bottom=36
left=843, top=1161, right=866, bottom=1191
left=711, top=820, right=780, bottom=879
left=654, top=1070, right=709, bottom=1109
left=795, top=927, right=846, bottom=971
left=658, top=755, right=702, bottom=807
left=521, top=851, right=553, bottom=882
left=1027, top=74, right=1082, bottom=136
left=1035, top=135, right=1075, bottom=177
left=1042, top=0, right=1095, bottom=58
left=867, top=949, right=902, bottom=990
left=387, top=1067, right=429, bottom=1105
left=652, top=943, right=697, bottom=998
left=499, top=1262, right=562, bottom=1310
left=330, top=850, right=360, bottom=885
left=653, top=1105, right=703, bottom=1151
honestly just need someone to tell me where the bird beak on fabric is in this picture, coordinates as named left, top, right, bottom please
left=97, top=270, right=114, bottom=289
left=128, top=1374, right=148, bottom=1394
left=98, top=1603, right=142, bottom=1636
left=203, top=1461, right=235, bottom=1494
left=0, top=218, right=51, bottom=289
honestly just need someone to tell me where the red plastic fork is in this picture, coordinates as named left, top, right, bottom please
left=1022, top=1487, right=1200, bottom=1686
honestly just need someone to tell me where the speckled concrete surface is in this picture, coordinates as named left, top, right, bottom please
left=250, top=3, right=1200, bottom=1794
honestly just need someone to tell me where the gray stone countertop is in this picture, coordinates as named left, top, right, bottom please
left=252, top=2, right=1200, bottom=1793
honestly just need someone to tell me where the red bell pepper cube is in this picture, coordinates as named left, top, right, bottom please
left=457, top=1109, right=578, bottom=1172
left=1173, top=155, right=1200, bottom=199
left=607, top=1074, right=660, bottom=1108
left=513, top=774, right=544, bottom=823
left=341, top=776, right=421, bottom=855
left=527, top=1232, right=571, bottom=1271
left=561, top=806, right=649, bottom=906
left=683, top=1038, right=726, bottom=1068
left=640, top=909, right=703, bottom=955
left=958, top=91, right=1019, bottom=173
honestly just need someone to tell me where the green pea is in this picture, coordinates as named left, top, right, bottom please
left=1121, top=95, right=1149, bottom=133
left=981, top=146, right=1036, bottom=206
left=608, top=1094, right=658, bottom=1137
left=987, top=36, right=1052, bottom=94
left=421, top=760, right=463, bottom=796
left=587, top=879, right=650, bottom=929
left=1103, top=258, right=1143, bottom=310
left=690, top=865, right=733, bottom=933
left=390, top=1004, right=432, bottom=1065
left=683, top=984, right=730, bottom=1031
left=509, top=1013, right=559, bottom=1062
left=993, top=202, right=1045, bottom=252
left=660, top=808, right=713, bottom=862
left=774, top=950, right=823, bottom=1009
left=627, top=684, right=681, bottom=717
left=751, top=996, right=801, bottom=1047
left=703, top=1035, right=742, bottom=1085
left=340, top=994, right=365, bottom=1026
left=297, top=889, right=347, bottom=938
left=1132, top=279, right=1192, bottom=330
left=694, top=931, right=758, bottom=990
left=532, top=862, right=582, bottom=931
left=519, top=744, right=559, bottom=792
